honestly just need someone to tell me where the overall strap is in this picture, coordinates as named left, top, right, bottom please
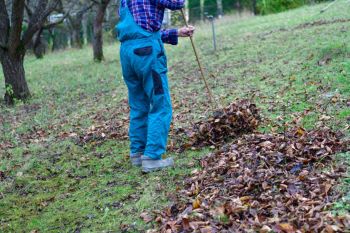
left=122, top=0, right=130, bottom=8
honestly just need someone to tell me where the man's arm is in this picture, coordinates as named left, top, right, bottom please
left=161, top=26, right=195, bottom=45
left=161, top=29, right=178, bottom=45
left=158, top=0, right=185, bottom=10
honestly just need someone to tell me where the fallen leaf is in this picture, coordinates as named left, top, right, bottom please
left=140, top=212, right=153, bottom=223
left=260, top=225, right=272, bottom=233
left=277, top=223, right=295, bottom=232
left=193, top=199, right=201, bottom=209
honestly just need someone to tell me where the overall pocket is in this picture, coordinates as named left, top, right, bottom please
left=152, top=69, right=165, bottom=95
left=146, top=38, right=168, bottom=96
left=134, top=46, right=153, bottom=56
left=152, top=52, right=168, bottom=95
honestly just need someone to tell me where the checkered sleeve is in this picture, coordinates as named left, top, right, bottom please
left=158, top=0, right=185, bottom=10
left=161, top=29, right=178, bottom=45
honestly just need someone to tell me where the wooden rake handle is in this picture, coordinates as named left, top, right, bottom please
left=180, top=8, right=218, bottom=109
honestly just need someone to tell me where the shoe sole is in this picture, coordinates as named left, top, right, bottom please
left=141, top=157, right=174, bottom=173
left=142, top=165, right=173, bottom=173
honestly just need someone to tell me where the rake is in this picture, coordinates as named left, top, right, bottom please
left=180, top=8, right=219, bottom=109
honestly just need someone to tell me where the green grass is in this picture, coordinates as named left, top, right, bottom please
left=1, top=2, right=350, bottom=232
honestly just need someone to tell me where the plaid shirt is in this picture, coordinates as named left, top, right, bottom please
left=120, top=0, right=185, bottom=45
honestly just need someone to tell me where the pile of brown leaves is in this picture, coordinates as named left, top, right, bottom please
left=172, top=100, right=260, bottom=150
left=157, top=128, right=349, bottom=232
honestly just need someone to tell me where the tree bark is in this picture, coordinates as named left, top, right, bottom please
left=32, top=28, right=46, bottom=59
left=67, top=3, right=93, bottom=49
left=0, top=52, right=30, bottom=105
left=200, top=0, right=204, bottom=21
left=0, top=0, right=63, bottom=104
left=0, top=0, right=10, bottom=48
left=71, top=26, right=83, bottom=48
left=252, top=0, right=258, bottom=15
left=92, top=0, right=110, bottom=62
left=9, top=0, right=25, bottom=55
left=216, top=0, right=223, bottom=17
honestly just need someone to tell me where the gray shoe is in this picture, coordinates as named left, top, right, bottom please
left=130, top=153, right=142, bottom=167
left=141, top=156, right=174, bottom=173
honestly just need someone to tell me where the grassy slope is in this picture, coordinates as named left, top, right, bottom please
left=1, top=2, right=350, bottom=232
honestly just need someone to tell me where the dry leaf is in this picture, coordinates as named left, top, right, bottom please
left=260, top=225, right=272, bottom=233
left=158, top=124, right=348, bottom=233
left=193, top=199, right=201, bottom=209
left=200, top=226, right=213, bottom=233
left=278, top=223, right=295, bottom=232
left=140, top=212, right=153, bottom=223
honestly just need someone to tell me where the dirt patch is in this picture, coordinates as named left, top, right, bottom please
left=0, top=141, right=15, bottom=151
left=156, top=128, right=349, bottom=232
left=0, top=100, right=131, bottom=150
left=74, top=119, right=129, bottom=146
left=295, top=19, right=350, bottom=30
left=73, top=106, right=130, bottom=146
left=258, top=18, right=350, bottom=39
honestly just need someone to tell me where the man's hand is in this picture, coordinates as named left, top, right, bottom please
left=178, top=25, right=195, bottom=37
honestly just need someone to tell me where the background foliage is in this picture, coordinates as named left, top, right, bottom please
left=188, top=0, right=331, bottom=19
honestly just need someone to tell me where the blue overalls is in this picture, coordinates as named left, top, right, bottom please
left=116, top=3, right=172, bottom=160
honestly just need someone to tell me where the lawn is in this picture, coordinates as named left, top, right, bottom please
left=0, top=2, right=349, bottom=232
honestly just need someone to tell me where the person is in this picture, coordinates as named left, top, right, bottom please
left=116, top=0, right=195, bottom=172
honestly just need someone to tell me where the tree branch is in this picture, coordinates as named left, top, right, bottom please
left=25, top=1, right=33, bottom=18
left=22, top=0, right=62, bottom=47
left=90, top=0, right=100, bottom=5
left=0, top=0, right=10, bottom=49
left=80, top=3, right=94, bottom=16
left=66, top=2, right=94, bottom=30
left=8, top=0, right=25, bottom=54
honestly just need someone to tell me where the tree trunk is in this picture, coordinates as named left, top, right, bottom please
left=216, top=0, right=223, bottom=17
left=71, top=27, right=83, bottom=49
left=236, top=0, right=243, bottom=15
left=92, top=0, right=110, bottom=62
left=33, top=28, right=46, bottom=59
left=200, top=0, right=204, bottom=21
left=252, top=0, right=258, bottom=15
left=0, top=52, right=30, bottom=105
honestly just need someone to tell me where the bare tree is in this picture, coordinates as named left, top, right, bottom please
left=91, top=0, right=111, bottom=62
left=0, top=0, right=62, bottom=105
left=25, top=1, right=67, bottom=58
left=66, top=2, right=93, bottom=49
